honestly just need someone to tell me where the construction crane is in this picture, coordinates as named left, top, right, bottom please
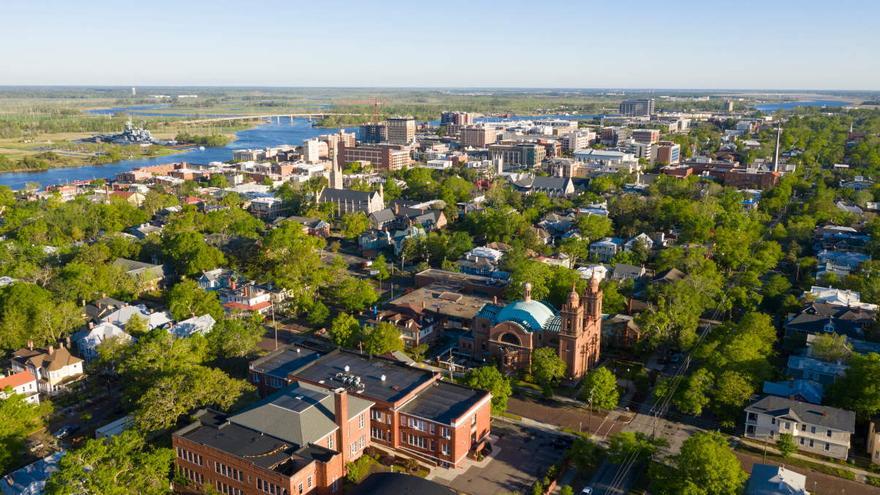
left=337, top=96, right=383, bottom=123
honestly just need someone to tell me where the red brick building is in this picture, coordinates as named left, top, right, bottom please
left=467, top=279, right=602, bottom=380
left=250, top=349, right=492, bottom=469
left=173, top=381, right=372, bottom=495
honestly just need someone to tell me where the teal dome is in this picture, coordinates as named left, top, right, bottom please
left=495, top=300, right=556, bottom=332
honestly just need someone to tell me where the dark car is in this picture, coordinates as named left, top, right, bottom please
left=53, top=425, right=80, bottom=439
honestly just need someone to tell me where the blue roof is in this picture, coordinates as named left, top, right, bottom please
left=1, top=451, right=65, bottom=495
left=762, top=379, right=824, bottom=405
left=494, top=300, right=557, bottom=332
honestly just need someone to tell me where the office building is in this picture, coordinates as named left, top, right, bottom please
left=619, top=98, right=655, bottom=116
left=655, top=141, right=681, bottom=165
left=631, top=129, right=660, bottom=144
left=338, top=142, right=411, bottom=172
left=302, top=139, right=324, bottom=164
left=460, top=125, right=498, bottom=148
left=359, top=123, right=387, bottom=144
left=488, top=142, right=546, bottom=168
left=386, top=117, right=416, bottom=145
left=440, top=111, right=474, bottom=126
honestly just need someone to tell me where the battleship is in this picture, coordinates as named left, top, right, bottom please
left=83, top=119, right=170, bottom=145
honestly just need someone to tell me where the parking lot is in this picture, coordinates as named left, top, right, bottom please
left=437, top=421, right=572, bottom=495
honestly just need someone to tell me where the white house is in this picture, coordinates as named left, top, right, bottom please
left=805, top=286, right=878, bottom=311
left=589, top=237, right=624, bottom=262
left=101, top=305, right=172, bottom=330
left=744, top=396, right=855, bottom=460
left=72, top=322, right=132, bottom=361
left=0, top=371, right=40, bottom=404
left=11, top=344, right=84, bottom=396
left=169, top=314, right=217, bottom=338
left=624, top=233, right=654, bottom=252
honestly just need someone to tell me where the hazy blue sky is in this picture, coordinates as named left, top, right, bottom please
left=2, top=0, right=878, bottom=89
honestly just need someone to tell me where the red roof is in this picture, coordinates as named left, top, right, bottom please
left=184, top=196, right=203, bottom=205
left=0, top=371, right=36, bottom=389
left=224, top=301, right=272, bottom=312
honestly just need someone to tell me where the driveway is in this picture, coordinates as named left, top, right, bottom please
left=436, top=422, right=571, bottom=495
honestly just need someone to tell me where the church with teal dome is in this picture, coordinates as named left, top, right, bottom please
left=467, top=278, right=603, bottom=380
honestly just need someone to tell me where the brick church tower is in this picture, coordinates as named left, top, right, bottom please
left=558, top=275, right=603, bottom=379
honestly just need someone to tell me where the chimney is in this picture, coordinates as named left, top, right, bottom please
left=65, top=336, right=71, bottom=348
left=47, top=345, right=54, bottom=355
left=27, top=339, right=34, bottom=350
left=333, top=388, right=352, bottom=463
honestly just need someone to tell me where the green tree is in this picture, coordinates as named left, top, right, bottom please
left=0, top=391, right=52, bottom=471
left=340, top=212, right=371, bottom=239
left=330, top=276, right=378, bottom=312
left=829, top=352, right=880, bottom=419
left=162, top=231, right=226, bottom=277
left=531, top=347, right=567, bottom=396
left=306, top=300, right=330, bottom=326
left=651, top=431, right=746, bottom=495
left=167, top=280, right=224, bottom=320
left=373, top=254, right=390, bottom=282
left=809, top=333, right=852, bottom=362
left=776, top=433, right=797, bottom=459
left=568, top=437, right=603, bottom=473
left=576, top=214, right=613, bottom=242
left=361, top=322, right=403, bottom=356
left=465, top=366, right=513, bottom=415
left=582, top=367, right=619, bottom=411
left=328, top=313, right=360, bottom=348
left=712, top=370, right=755, bottom=420
left=44, top=431, right=173, bottom=495
left=134, top=365, right=251, bottom=432
left=674, top=368, right=714, bottom=416
left=207, top=317, right=264, bottom=358
left=125, top=313, right=149, bottom=338
left=607, top=431, right=667, bottom=464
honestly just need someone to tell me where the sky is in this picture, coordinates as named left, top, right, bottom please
left=2, top=0, right=879, bottom=90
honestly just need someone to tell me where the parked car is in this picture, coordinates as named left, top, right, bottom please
left=53, top=425, right=79, bottom=439
left=581, top=487, right=593, bottom=495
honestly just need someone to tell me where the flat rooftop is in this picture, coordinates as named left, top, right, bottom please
left=293, top=350, right=436, bottom=405
left=400, top=380, right=489, bottom=425
left=389, top=283, right=491, bottom=321
left=250, top=347, right=323, bottom=380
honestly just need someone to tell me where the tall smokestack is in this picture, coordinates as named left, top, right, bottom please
left=773, top=126, right=782, bottom=173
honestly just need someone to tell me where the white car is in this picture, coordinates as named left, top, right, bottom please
left=581, top=488, right=593, bottom=495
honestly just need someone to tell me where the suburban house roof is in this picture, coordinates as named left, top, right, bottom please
left=762, top=379, right=824, bottom=405
left=745, top=396, right=855, bottom=432
left=745, top=464, right=808, bottom=495
left=14, top=345, right=82, bottom=373
left=0, top=371, right=37, bottom=389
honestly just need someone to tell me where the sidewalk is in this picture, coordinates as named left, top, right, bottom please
left=738, top=437, right=876, bottom=483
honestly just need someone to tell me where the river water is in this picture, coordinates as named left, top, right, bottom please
left=754, top=100, right=849, bottom=112
left=0, top=115, right=342, bottom=190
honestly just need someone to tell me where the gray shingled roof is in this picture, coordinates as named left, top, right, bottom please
left=746, top=396, right=855, bottom=432
left=229, top=381, right=373, bottom=447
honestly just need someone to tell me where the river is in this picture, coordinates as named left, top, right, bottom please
left=0, top=115, right=342, bottom=190
left=754, top=100, right=849, bottom=112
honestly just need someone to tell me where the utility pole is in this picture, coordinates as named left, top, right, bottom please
left=271, top=302, right=278, bottom=350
